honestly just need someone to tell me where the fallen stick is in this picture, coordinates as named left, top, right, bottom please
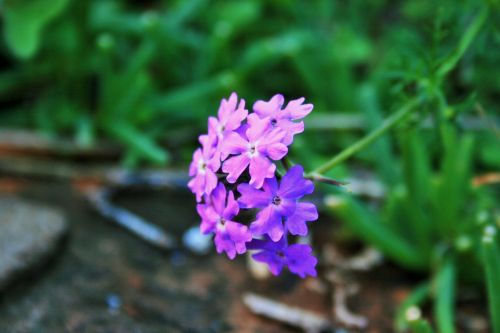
left=0, top=129, right=119, bottom=157
left=242, top=293, right=332, bottom=333
left=333, top=283, right=368, bottom=329
left=86, top=188, right=176, bottom=250
left=0, top=155, right=189, bottom=188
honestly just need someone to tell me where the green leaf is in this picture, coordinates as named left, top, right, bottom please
left=409, top=317, right=435, bottom=333
left=400, top=130, right=432, bottom=253
left=435, top=128, right=474, bottom=235
left=436, top=6, right=488, bottom=79
left=325, top=195, right=427, bottom=270
left=482, top=226, right=500, bottom=333
left=105, top=122, right=169, bottom=165
left=359, top=83, right=398, bottom=185
left=3, top=0, right=69, bottom=59
left=433, top=255, right=456, bottom=333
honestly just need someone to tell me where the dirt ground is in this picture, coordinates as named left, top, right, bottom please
left=0, top=179, right=489, bottom=333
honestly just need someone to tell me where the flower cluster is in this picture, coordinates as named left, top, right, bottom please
left=188, top=93, right=318, bottom=278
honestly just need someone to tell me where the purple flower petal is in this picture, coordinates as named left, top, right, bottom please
left=222, top=154, right=250, bottom=183
left=188, top=134, right=221, bottom=201
left=251, top=95, right=313, bottom=146
left=278, top=165, right=314, bottom=199
left=264, top=136, right=288, bottom=160
left=273, top=197, right=296, bottom=217
left=214, top=221, right=251, bottom=259
left=283, top=97, right=314, bottom=119
left=249, top=156, right=275, bottom=189
left=187, top=174, right=204, bottom=202
left=212, top=93, right=248, bottom=141
left=278, top=120, right=304, bottom=145
left=285, top=202, right=318, bottom=236
left=250, top=206, right=284, bottom=241
left=252, top=250, right=284, bottom=275
left=285, top=244, right=317, bottom=278
left=253, top=94, right=284, bottom=118
left=197, top=204, right=218, bottom=234
left=250, top=237, right=317, bottom=278
left=263, top=176, right=279, bottom=194
left=225, top=221, right=252, bottom=252
left=210, top=183, right=227, bottom=215
left=221, top=132, right=248, bottom=156
left=222, top=190, right=239, bottom=220
left=237, top=183, right=271, bottom=208
left=246, top=114, right=271, bottom=142
left=189, top=149, right=202, bottom=177
left=197, top=182, right=250, bottom=259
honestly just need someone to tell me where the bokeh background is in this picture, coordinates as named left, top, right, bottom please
left=1, top=0, right=498, bottom=169
left=0, top=0, right=499, bottom=332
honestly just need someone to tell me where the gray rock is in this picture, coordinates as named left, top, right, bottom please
left=0, top=197, right=67, bottom=291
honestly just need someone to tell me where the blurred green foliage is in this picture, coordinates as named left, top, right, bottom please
left=1, top=0, right=499, bottom=331
left=0, top=0, right=499, bottom=166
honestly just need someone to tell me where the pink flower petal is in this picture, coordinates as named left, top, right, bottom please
left=249, top=156, right=275, bottom=189
left=222, top=154, right=250, bottom=183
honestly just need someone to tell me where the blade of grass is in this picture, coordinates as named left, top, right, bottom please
left=153, top=71, right=234, bottom=116
left=434, top=255, right=456, bottom=333
left=325, top=195, right=427, bottom=270
left=359, top=84, right=398, bottom=185
left=435, top=129, right=474, bottom=235
left=409, top=317, right=435, bottom=333
left=482, top=226, right=500, bottom=333
left=436, top=6, right=488, bottom=78
left=400, top=130, right=432, bottom=254
left=105, top=122, right=168, bottom=165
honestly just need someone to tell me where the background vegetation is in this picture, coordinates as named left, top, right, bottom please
left=1, top=0, right=499, bottom=332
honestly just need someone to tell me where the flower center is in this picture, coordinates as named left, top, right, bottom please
left=217, top=123, right=225, bottom=134
left=248, top=142, right=259, bottom=157
left=216, top=217, right=226, bottom=231
left=272, top=195, right=282, bottom=206
left=270, top=118, right=277, bottom=127
left=197, top=159, right=207, bottom=174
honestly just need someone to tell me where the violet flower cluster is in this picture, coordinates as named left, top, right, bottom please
left=188, top=93, right=318, bottom=278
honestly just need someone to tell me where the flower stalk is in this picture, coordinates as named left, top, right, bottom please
left=308, top=97, right=421, bottom=176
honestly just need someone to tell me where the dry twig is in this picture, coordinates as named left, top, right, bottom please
left=243, top=293, right=332, bottom=333
left=85, top=188, right=176, bottom=250
left=321, top=245, right=383, bottom=329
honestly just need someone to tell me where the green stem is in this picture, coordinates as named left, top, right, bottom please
left=308, top=174, right=347, bottom=187
left=436, top=5, right=489, bottom=78
left=434, top=255, right=456, bottom=333
left=308, top=97, right=421, bottom=176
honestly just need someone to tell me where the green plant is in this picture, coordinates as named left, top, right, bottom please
left=317, top=4, right=499, bottom=332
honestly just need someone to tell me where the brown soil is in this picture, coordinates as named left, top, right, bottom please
left=0, top=179, right=489, bottom=333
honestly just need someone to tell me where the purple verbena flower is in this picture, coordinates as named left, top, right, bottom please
left=253, top=94, right=313, bottom=145
left=221, top=114, right=288, bottom=189
left=208, top=92, right=248, bottom=159
left=250, top=237, right=317, bottom=278
left=237, top=165, right=316, bottom=241
left=188, top=134, right=220, bottom=202
left=189, top=93, right=319, bottom=279
left=197, top=183, right=252, bottom=259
